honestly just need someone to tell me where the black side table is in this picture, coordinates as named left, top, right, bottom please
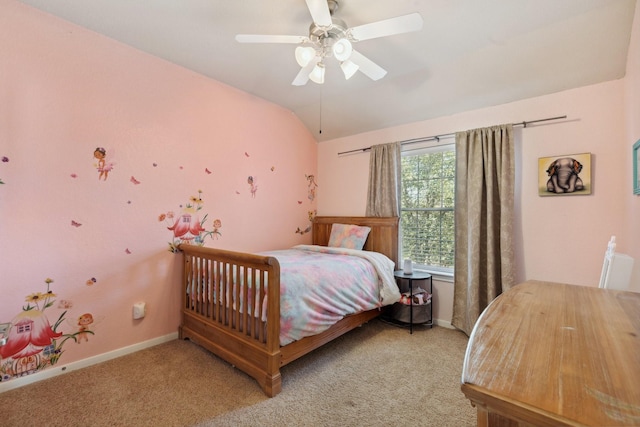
left=392, top=270, right=433, bottom=334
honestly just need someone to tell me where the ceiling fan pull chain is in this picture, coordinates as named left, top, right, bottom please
left=319, top=85, right=323, bottom=135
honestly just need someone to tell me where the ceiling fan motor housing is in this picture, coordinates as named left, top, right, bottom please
left=308, top=17, right=348, bottom=58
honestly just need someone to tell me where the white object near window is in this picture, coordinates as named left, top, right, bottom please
left=403, top=259, right=413, bottom=274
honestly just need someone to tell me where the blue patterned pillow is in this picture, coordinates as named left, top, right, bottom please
left=328, top=223, right=371, bottom=250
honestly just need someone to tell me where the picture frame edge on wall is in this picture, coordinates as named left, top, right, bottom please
left=634, top=139, right=640, bottom=195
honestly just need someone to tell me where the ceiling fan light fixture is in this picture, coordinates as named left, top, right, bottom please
left=237, top=2, right=424, bottom=87
left=332, top=38, right=353, bottom=61
left=340, top=60, right=359, bottom=80
left=309, top=62, right=325, bottom=84
left=295, top=46, right=316, bottom=67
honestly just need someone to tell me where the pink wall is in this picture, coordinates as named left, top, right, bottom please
left=0, top=1, right=317, bottom=381
left=319, top=78, right=633, bottom=325
left=624, top=0, right=640, bottom=286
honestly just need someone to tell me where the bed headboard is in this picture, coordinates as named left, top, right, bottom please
left=312, top=216, right=399, bottom=269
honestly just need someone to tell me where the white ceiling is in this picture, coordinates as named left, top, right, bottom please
left=18, top=0, right=637, bottom=141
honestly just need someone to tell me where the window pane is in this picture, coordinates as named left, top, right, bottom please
left=442, top=178, right=455, bottom=207
left=401, top=146, right=455, bottom=271
left=401, top=210, right=454, bottom=268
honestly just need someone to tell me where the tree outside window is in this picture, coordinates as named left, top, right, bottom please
left=400, top=145, right=455, bottom=274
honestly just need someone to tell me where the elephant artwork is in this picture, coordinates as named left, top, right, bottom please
left=539, top=153, right=591, bottom=196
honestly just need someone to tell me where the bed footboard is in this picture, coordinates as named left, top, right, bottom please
left=178, top=244, right=282, bottom=397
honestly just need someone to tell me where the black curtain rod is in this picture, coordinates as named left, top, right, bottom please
left=337, top=115, right=568, bottom=155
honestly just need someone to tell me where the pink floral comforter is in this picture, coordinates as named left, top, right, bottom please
left=260, top=245, right=400, bottom=346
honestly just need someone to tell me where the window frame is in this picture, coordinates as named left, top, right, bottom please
left=399, top=142, right=455, bottom=279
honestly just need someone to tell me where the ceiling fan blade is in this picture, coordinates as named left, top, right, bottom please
left=349, top=50, right=387, bottom=81
left=292, top=60, right=318, bottom=86
left=305, top=0, right=332, bottom=27
left=349, top=12, right=423, bottom=41
left=235, top=34, right=307, bottom=44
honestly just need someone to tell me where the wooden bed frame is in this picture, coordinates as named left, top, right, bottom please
left=178, top=216, right=399, bottom=397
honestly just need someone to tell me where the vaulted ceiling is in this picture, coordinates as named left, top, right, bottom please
left=18, top=0, right=637, bottom=141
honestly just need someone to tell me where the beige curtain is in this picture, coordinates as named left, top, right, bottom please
left=365, top=142, right=401, bottom=217
left=452, top=124, right=515, bottom=336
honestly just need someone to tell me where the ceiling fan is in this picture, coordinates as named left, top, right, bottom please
left=235, top=0, right=423, bottom=86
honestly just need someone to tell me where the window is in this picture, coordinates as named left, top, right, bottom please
left=400, top=144, right=455, bottom=275
left=42, top=344, right=55, bottom=357
left=16, top=322, right=33, bottom=334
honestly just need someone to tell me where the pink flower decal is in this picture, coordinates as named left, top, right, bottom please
left=0, top=310, right=63, bottom=360
left=168, top=214, right=206, bottom=241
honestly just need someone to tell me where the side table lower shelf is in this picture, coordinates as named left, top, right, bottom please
left=383, top=270, right=433, bottom=334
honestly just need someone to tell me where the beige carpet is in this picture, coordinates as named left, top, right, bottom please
left=1, top=320, right=475, bottom=426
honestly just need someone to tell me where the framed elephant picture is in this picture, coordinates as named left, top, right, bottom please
left=538, top=152, right=592, bottom=196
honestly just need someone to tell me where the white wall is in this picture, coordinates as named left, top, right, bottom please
left=318, top=79, right=629, bottom=325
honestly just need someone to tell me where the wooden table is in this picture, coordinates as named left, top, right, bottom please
left=461, top=280, right=640, bottom=427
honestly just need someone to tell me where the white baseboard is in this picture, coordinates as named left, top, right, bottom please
left=0, top=332, right=179, bottom=394
left=433, top=318, right=455, bottom=329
